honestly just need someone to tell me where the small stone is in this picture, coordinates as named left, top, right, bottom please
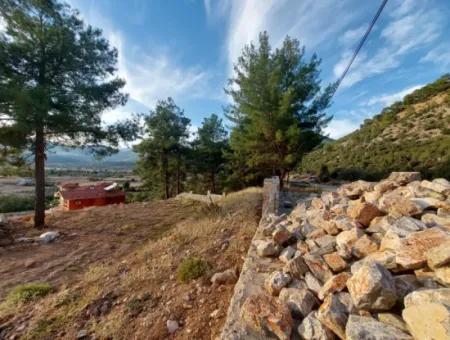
left=352, top=234, right=379, bottom=258
left=256, top=239, right=280, bottom=257
left=39, top=231, right=59, bottom=243
left=296, top=240, right=309, bottom=255
left=376, top=313, right=409, bottom=332
left=265, top=271, right=292, bottom=296
left=305, top=272, right=322, bottom=296
left=298, top=311, right=336, bottom=340
left=241, top=294, right=293, bottom=340
left=323, top=252, right=347, bottom=273
left=345, top=315, right=412, bottom=340
left=336, top=228, right=364, bottom=259
left=331, top=204, right=348, bottom=217
left=210, top=309, right=220, bottom=318
left=348, top=201, right=383, bottom=227
left=318, top=272, right=352, bottom=300
left=166, top=320, right=179, bottom=334
left=379, top=230, right=403, bottom=252
left=279, top=288, right=319, bottom=318
left=317, top=294, right=348, bottom=339
left=304, top=254, right=333, bottom=283
left=279, top=246, right=296, bottom=263
left=76, top=330, right=88, bottom=339
left=347, top=263, right=397, bottom=311
left=283, top=255, right=309, bottom=279
left=211, top=268, right=238, bottom=285
left=427, top=240, right=450, bottom=269
left=403, top=303, right=450, bottom=340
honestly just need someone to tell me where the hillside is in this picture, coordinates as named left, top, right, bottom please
left=301, top=74, right=450, bottom=180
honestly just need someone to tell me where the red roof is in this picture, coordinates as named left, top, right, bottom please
left=59, top=182, right=125, bottom=200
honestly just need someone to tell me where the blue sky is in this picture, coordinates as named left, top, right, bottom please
left=66, top=0, right=450, bottom=139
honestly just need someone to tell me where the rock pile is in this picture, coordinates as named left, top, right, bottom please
left=241, top=172, right=450, bottom=339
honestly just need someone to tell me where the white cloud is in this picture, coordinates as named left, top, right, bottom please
left=324, top=119, right=360, bottom=139
left=364, top=84, right=424, bottom=107
left=338, top=25, right=366, bottom=46
left=421, top=44, right=450, bottom=68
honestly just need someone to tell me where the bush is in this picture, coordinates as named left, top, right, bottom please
left=6, top=283, right=53, bottom=304
left=0, top=195, right=35, bottom=213
left=177, top=257, right=209, bottom=282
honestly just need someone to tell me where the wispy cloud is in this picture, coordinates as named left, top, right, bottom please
left=324, top=119, right=360, bottom=139
left=421, top=44, right=450, bottom=69
left=364, top=84, right=424, bottom=107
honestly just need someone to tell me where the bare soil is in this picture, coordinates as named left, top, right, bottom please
left=0, top=189, right=262, bottom=340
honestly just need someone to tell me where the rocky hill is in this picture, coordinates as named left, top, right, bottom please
left=301, top=75, right=450, bottom=180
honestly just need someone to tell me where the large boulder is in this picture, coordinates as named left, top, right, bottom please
left=347, top=263, right=397, bottom=310
left=403, top=303, right=450, bottom=340
left=338, top=180, right=375, bottom=199
left=345, top=315, right=412, bottom=340
left=386, top=172, right=421, bottom=185
left=404, top=288, right=450, bottom=307
left=420, top=178, right=450, bottom=195
left=241, top=294, right=293, bottom=340
left=298, top=311, right=336, bottom=340
left=347, top=201, right=383, bottom=227
left=317, top=294, right=349, bottom=339
left=279, top=287, right=319, bottom=318
left=426, top=240, right=450, bottom=269
left=318, top=272, right=352, bottom=300
left=303, top=254, right=333, bottom=284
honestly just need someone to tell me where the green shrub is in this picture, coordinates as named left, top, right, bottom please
left=177, top=257, right=209, bottom=282
left=6, top=283, right=53, bottom=304
left=0, top=195, right=35, bottom=213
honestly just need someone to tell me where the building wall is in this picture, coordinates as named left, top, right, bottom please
left=64, top=195, right=125, bottom=210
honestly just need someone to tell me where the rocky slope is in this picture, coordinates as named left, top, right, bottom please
left=301, top=74, right=450, bottom=180
left=241, top=172, right=450, bottom=339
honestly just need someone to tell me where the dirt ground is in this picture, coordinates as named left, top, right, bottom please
left=0, top=188, right=262, bottom=339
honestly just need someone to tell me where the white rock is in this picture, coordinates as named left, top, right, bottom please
left=166, top=320, right=179, bottom=333
left=39, top=231, right=59, bottom=243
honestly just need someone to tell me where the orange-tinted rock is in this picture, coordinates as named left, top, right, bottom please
left=348, top=201, right=384, bottom=227
left=323, top=252, right=348, bottom=273
left=352, top=235, right=379, bottom=259
left=319, top=272, right=352, bottom=300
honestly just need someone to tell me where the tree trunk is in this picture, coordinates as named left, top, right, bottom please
left=176, top=155, right=181, bottom=195
left=162, top=155, right=169, bottom=199
left=34, top=126, right=46, bottom=228
left=279, top=169, right=285, bottom=190
left=211, top=169, right=216, bottom=194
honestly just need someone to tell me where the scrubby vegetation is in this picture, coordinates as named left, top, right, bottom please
left=0, top=195, right=35, bottom=213
left=177, top=257, right=210, bottom=282
left=301, top=74, right=450, bottom=180
left=6, top=283, right=53, bottom=304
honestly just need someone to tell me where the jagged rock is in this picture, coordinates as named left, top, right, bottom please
left=374, top=180, right=398, bottom=194
left=421, top=178, right=450, bottom=195
left=394, top=275, right=422, bottom=301
left=403, top=303, right=450, bottom=340
left=323, top=252, right=347, bottom=273
left=336, top=292, right=356, bottom=314
left=265, top=271, right=292, bottom=296
left=376, top=313, right=409, bottom=332
left=273, top=225, right=292, bottom=245
left=309, top=244, right=336, bottom=256
left=351, top=250, right=397, bottom=274
left=256, top=239, right=281, bottom=257
left=347, top=263, right=397, bottom=311
left=279, top=246, right=296, bottom=263
left=296, top=241, right=309, bottom=255
left=345, top=315, right=412, bottom=340
left=387, top=171, right=421, bottom=185
left=315, top=235, right=336, bottom=249
left=305, top=272, right=323, bottom=296
left=241, top=294, right=293, bottom=340
left=395, top=227, right=450, bottom=270
left=304, top=254, right=333, bottom=283
left=289, top=279, right=308, bottom=290
left=298, top=311, right=336, bottom=340
left=211, top=268, right=238, bottom=285
left=379, top=193, right=425, bottom=218
left=283, top=255, right=309, bottom=279
left=367, top=215, right=396, bottom=234
left=352, top=234, right=379, bottom=258
left=363, top=190, right=382, bottom=205
left=435, top=266, right=450, bottom=286
left=379, top=230, right=403, bottom=251
left=334, top=216, right=359, bottom=231
left=279, top=287, right=319, bottom=318
left=321, top=191, right=342, bottom=208
left=318, top=272, right=352, bottom=300
left=389, top=216, right=427, bottom=237
left=427, top=240, right=450, bottom=269
left=308, top=228, right=327, bottom=239
left=317, top=294, right=349, bottom=339
left=438, top=207, right=450, bottom=216
left=348, top=201, right=383, bottom=227
left=338, top=180, right=375, bottom=199
left=336, top=228, right=364, bottom=259
left=331, top=204, right=348, bottom=216
left=404, top=288, right=450, bottom=307
left=421, top=213, right=450, bottom=229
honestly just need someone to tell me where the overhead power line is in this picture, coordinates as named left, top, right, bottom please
left=332, top=0, right=388, bottom=96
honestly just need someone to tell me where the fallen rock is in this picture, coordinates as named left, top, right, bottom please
left=210, top=268, right=238, bottom=285
left=338, top=180, right=375, bottom=199
left=403, top=302, right=450, bottom=340
left=389, top=216, right=427, bottom=237
left=347, top=263, right=397, bottom=311
left=336, top=228, right=364, bottom=259
left=256, top=239, right=281, bottom=257
left=404, top=288, right=450, bottom=307
left=374, top=180, right=398, bottom=194
left=283, top=255, right=309, bottom=279
left=352, top=234, right=379, bottom=258
left=314, top=235, right=336, bottom=249
left=298, top=311, right=336, bottom=340
left=279, top=287, right=319, bottom=318
left=265, top=271, right=292, bottom=296
left=305, top=272, right=323, bottom=296
left=395, top=227, right=450, bottom=270
left=379, top=193, right=424, bottom=218
left=426, top=240, right=450, bottom=269
left=317, top=294, right=349, bottom=339
left=345, top=315, right=412, bottom=340
left=318, top=272, right=352, bottom=300
left=348, top=201, right=383, bottom=227
left=323, top=252, right=347, bottom=273
left=351, top=250, right=397, bottom=273
left=241, top=294, right=293, bottom=340
left=304, top=254, right=333, bottom=283
left=279, top=246, right=296, bottom=263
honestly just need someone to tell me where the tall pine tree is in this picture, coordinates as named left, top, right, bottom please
left=226, top=32, right=334, bottom=187
left=0, top=0, right=137, bottom=227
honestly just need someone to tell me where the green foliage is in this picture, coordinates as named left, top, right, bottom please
left=225, top=32, right=334, bottom=187
left=177, top=257, right=209, bottom=282
left=0, top=195, right=35, bottom=213
left=301, top=75, right=450, bottom=180
left=6, top=283, right=53, bottom=304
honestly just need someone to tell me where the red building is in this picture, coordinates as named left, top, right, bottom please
left=58, top=182, right=125, bottom=210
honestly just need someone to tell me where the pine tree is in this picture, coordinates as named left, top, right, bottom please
left=226, top=31, right=334, bottom=187
left=0, top=0, right=137, bottom=227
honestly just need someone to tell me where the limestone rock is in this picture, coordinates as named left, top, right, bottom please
left=387, top=171, right=421, bottom=185
left=273, top=225, right=292, bottom=245
left=323, top=252, right=347, bottom=273
left=166, top=320, right=179, bottom=334
left=395, top=227, right=450, bottom=270
left=39, top=231, right=59, bottom=243
left=241, top=294, right=293, bottom=340
left=421, top=178, right=450, bottom=195
left=351, top=250, right=397, bottom=274
left=394, top=275, right=422, bottom=301
left=334, top=216, right=359, bottom=231
left=331, top=204, right=348, bottom=217
left=379, top=230, right=403, bottom=251
left=318, top=272, right=352, bottom=300
left=256, top=239, right=281, bottom=257
left=345, top=315, right=412, bottom=340
left=315, top=235, right=336, bottom=249
left=404, top=288, right=450, bottom=308
left=279, top=287, right=319, bottom=318
left=389, top=216, right=427, bottom=237
left=422, top=213, right=450, bottom=229
left=279, top=246, right=296, bottom=263
left=304, top=254, right=333, bottom=284
left=374, top=180, right=398, bottom=194
left=426, top=240, right=450, bottom=269
left=338, top=180, right=375, bottom=199
left=435, top=266, right=450, bottom=286
left=336, top=228, right=364, bottom=259
left=347, top=263, right=397, bottom=311
left=283, top=255, right=309, bottom=279
left=347, top=201, right=383, bottom=227
left=305, top=272, right=323, bottom=296
left=298, top=311, right=336, bottom=340
left=379, top=193, right=424, bottom=217
left=265, top=271, right=292, bottom=296
left=367, top=215, right=395, bottom=234
left=376, top=313, right=409, bottom=332
left=352, top=234, right=379, bottom=258
left=317, top=294, right=349, bottom=339
left=210, top=268, right=238, bottom=285
left=403, top=302, right=450, bottom=340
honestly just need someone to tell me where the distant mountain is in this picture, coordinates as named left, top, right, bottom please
left=301, top=74, right=450, bottom=180
left=46, top=147, right=137, bottom=169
